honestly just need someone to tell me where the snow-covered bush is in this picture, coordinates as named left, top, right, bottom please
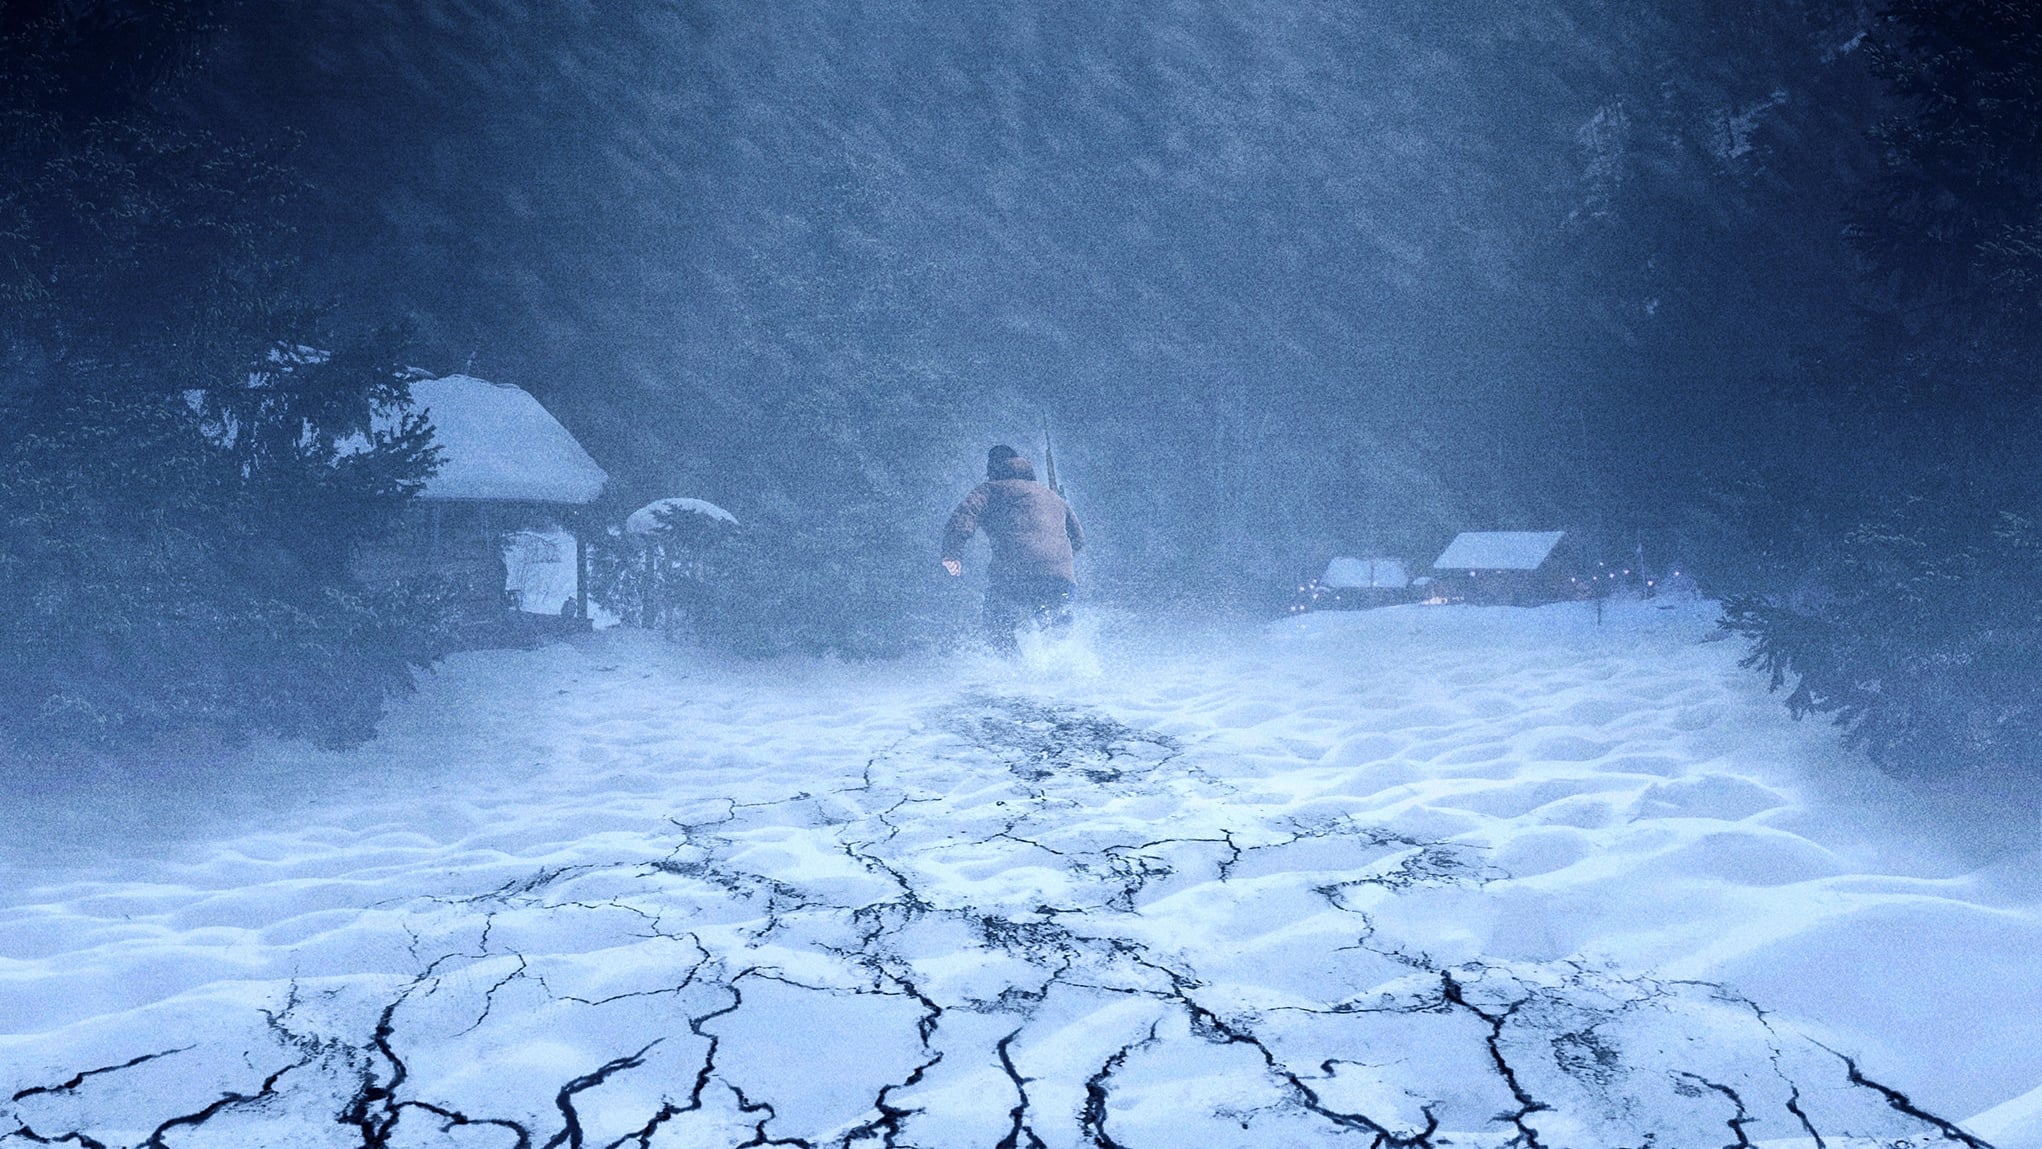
left=597, top=497, right=959, bottom=661
left=589, top=500, right=740, bottom=637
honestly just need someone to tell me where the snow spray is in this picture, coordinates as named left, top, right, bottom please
left=1016, top=612, right=1104, bottom=680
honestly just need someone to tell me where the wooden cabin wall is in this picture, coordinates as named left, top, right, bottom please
left=352, top=500, right=587, bottom=644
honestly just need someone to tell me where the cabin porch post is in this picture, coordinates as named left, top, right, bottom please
left=575, top=526, right=590, bottom=622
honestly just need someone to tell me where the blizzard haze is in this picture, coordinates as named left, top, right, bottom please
left=3, top=2, right=2040, bottom=1147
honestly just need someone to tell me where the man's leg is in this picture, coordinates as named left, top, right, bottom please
left=981, top=584, right=1023, bottom=653
left=1031, top=577, right=1076, bottom=637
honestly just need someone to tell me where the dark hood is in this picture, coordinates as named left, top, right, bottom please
left=988, top=454, right=1037, bottom=481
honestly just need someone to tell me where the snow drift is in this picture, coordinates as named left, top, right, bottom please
left=0, top=601, right=2035, bottom=1147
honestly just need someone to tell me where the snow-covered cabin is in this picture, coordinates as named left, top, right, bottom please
left=1293, top=555, right=1418, bottom=612
left=1429, top=530, right=1572, bottom=605
left=356, top=375, right=609, bottom=638
left=410, top=375, right=607, bottom=507
left=1323, top=555, right=1411, bottom=590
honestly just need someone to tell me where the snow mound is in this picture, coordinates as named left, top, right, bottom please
left=1968, top=1082, right=2042, bottom=1148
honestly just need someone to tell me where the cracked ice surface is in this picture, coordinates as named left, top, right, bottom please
left=2, top=601, right=2039, bottom=1148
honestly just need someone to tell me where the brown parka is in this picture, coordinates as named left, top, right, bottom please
left=941, top=454, right=1085, bottom=583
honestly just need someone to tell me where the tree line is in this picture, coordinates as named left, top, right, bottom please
left=3, top=0, right=2037, bottom=780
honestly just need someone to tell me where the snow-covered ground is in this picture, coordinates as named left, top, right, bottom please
left=2, top=601, right=2037, bottom=1148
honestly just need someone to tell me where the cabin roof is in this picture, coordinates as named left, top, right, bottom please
left=1433, top=531, right=1566, bottom=571
left=1322, top=556, right=1411, bottom=588
left=408, top=375, right=607, bottom=505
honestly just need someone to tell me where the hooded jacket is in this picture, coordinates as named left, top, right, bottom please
left=942, top=454, right=1085, bottom=583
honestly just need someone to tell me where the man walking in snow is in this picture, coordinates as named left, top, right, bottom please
left=942, top=445, right=1085, bottom=652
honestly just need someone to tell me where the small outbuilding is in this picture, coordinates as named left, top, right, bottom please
left=356, top=374, right=609, bottom=640
left=1429, top=530, right=1570, bottom=605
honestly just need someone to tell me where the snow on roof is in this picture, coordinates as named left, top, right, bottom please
left=626, top=497, right=740, bottom=534
left=1433, top=531, right=1566, bottom=571
left=1322, top=556, right=1410, bottom=588
left=407, top=375, right=607, bottom=505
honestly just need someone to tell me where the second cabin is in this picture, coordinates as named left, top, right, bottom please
left=1426, top=530, right=1575, bottom=605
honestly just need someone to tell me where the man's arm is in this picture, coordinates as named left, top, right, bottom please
left=1064, top=500, right=1086, bottom=553
left=941, top=485, right=990, bottom=574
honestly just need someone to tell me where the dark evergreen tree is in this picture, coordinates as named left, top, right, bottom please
left=1859, top=0, right=2042, bottom=341
left=1724, top=0, right=2042, bottom=781
left=1724, top=498, right=2042, bottom=778
left=0, top=0, right=450, bottom=751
